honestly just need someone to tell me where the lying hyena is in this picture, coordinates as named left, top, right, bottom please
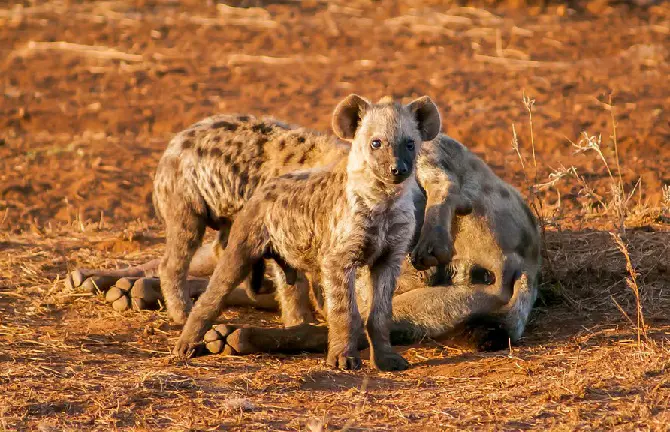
left=65, top=102, right=540, bottom=353
left=172, top=94, right=441, bottom=371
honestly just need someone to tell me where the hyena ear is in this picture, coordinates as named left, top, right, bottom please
left=407, top=96, right=441, bottom=142
left=332, top=94, right=370, bottom=141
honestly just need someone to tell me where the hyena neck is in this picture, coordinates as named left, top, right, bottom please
left=345, top=158, right=414, bottom=215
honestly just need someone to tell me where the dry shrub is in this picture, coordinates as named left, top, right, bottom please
left=512, top=94, right=667, bottom=351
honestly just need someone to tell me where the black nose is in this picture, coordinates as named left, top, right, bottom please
left=390, top=164, right=408, bottom=176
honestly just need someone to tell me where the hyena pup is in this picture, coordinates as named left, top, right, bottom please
left=173, top=94, right=441, bottom=371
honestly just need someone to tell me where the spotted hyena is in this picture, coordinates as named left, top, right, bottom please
left=171, top=94, right=441, bottom=371
left=65, top=102, right=540, bottom=354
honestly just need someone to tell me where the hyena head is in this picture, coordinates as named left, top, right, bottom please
left=332, top=94, right=441, bottom=186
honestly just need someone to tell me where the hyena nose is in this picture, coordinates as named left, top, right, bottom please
left=390, top=163, right=408, bottom=176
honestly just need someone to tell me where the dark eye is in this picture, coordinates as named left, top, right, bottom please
left=406, top=140, right=415, bottom=151
left=370, top=139, right=382, bottom=149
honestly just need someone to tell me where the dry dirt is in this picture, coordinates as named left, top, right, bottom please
left=1, top=1, right=669, bottom=430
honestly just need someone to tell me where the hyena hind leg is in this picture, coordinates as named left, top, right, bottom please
left=64, top=259, right=161, bottom=294
left=65, top=237, right=218, bottom=295
left=174, top=217, right=269, bottom=357
left=158, top=204, right=207, bottom=325
left=269, top=263, right=316, bottom=327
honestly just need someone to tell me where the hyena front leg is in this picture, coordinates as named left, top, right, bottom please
left=173, top=220, right=267, bottom=357
left=411, top=192, right=471, bottom=270
left=321, top=263, right=362, bottom=370
left=367, top=252, right=410, bottom=371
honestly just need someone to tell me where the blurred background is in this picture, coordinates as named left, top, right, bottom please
left=1, top=0, right=668, bottom=232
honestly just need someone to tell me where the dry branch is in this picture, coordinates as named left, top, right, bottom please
left=12, top=41, right=145, bottom=63
left=185, top=15, right=277, bottom=29
left=226, top=54, right=330, bottom=66
left=474, top=54, right=568, bottom=69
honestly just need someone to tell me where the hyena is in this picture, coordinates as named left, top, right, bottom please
left=65, top=104, right=540, bottom=353
left=172, top=94, right=441, bottom=371
left=150, top=113, right=347, bottom=325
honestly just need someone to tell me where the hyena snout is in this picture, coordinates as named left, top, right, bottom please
left=390, top=159, right=410, bottom=182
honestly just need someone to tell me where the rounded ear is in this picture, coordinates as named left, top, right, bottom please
left=406, top=96, right=441, bottom=142
left=332, top=94, right=370, bottom=141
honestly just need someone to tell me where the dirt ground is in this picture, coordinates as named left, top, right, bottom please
left=1, top=0, right=669, bottom=430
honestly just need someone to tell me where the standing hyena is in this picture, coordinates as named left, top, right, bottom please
left=171, top=94, right=441, bottom=371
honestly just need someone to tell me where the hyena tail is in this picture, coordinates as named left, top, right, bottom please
left=245, top=254, right=298, bottom=298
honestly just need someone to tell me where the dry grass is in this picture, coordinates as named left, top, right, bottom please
left=514, top=92, right=667, bottom=354
left=1, top=0, right=669, bottom=430
left=1, top=226, right=669, bottom=430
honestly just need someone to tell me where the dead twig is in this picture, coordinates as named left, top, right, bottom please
left=185, top=15, right=277, bottom=29
left=474, top=54, right=568, bottom=69
left=10, top=41, right=145, bottom=63
left=610, top=233, right=648, bottom=348
left=226, top=54, right=330, bottom=66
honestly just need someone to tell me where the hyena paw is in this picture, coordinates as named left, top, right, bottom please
left=410, top=226, right=453, bottom=270
left=326, top=346, right=362, bottom=370
left=173, top=333, right=206, bottom=359
left=372, top=351, right=409, bottom=372
left=167, top=307, right=190, bottom=326
left=281, top=309, right=317, bottom=328
left=104, top=278, right=133, bottom=311
left=203, top=324, right=237, bottom=354
left=204, top=326, right=262, bottom=356
left=129, top=277, right=163, bottom=310
left=64, top=269, right=119, bottom=293
left=105, top=277, right=162, bottom=312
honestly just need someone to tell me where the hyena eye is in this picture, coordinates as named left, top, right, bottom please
left=406, top=140, right=415, bottom=151
left=370, top=139, right=382, bottom=149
